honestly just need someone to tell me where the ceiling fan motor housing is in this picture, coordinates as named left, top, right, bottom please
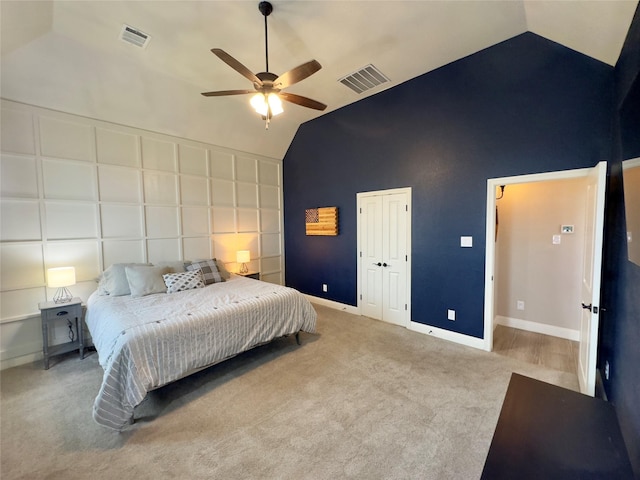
left=255, top=71, right=279, bottom=92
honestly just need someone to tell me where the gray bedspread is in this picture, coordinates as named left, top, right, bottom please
left=85, top=276, right=317, bottom=430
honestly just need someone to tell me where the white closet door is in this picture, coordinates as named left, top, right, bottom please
left=359, top=191, right=409, bottom=326
left=360, top=195, right=384, bottom=320
left=382, top=193, right=408, bottom=326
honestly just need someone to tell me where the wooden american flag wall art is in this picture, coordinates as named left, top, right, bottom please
left=305, top=207, right=339, bottom=236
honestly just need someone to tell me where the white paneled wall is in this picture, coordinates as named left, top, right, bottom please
left=0, top=99, right=284, bottom=369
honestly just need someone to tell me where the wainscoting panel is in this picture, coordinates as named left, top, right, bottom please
left=0, top=99, right=284, bottom=368
left=1, top=199, right=41, bottom=240
left=1, top=154, right=38, bottom=197
left=39, top=116, right=94, bottom=162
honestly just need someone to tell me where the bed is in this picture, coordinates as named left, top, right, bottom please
left=85, top=272, right=317, bottom=430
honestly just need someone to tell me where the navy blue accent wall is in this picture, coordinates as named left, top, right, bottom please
left=283, top=32, right=613, bottom=339
left=601, top=4, right=640, bottom=475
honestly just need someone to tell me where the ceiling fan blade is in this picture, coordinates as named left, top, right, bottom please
left=211, top=48, right=262, bottom=85
left=201, top=90, right=254, bottom=97
left=279, top=92, right=327, bottom=111
left=274, top=60, right=322, bottom=89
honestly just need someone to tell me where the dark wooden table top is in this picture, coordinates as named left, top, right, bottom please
left=481, top=373, right=634, bottom=479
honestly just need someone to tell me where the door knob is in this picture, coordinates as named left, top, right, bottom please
left=373, top=262, right=382, bottom=266
left=581, top=303, right=593, bottom=312
left=383, top=263, right=389, bottom=267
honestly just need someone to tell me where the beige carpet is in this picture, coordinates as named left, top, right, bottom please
left=0, top=305, right=578, bottom=480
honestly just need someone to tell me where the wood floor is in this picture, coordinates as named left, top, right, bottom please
left=493, top=325, right=579, bottom=375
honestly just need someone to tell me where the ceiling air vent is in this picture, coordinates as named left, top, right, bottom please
left=120, top=24, right=151, bottom=48
left=339, top=64, right=390, bottom=94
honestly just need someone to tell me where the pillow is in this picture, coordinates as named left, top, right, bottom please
left=215, top=259, right=231, bottom=280
left=163, top=270, right=205, bottom=294
left=154, top=260, right=188, bottom=273
left=186, top=259, right=224, bottom=285
left=125, top=265, right=170, bottom=297
left=188, top=258, right=230, bottom=279
left=97, top=263, right=150, bottom=296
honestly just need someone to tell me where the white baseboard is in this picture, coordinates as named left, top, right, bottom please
left=408, top=321, right=486, bottom=350
left=495, top=315, right=580, bottom=341
left=304, top=295, right=360, bottom=315
left=1, top=351, right=41, bottom=370
left=305, top=295, right=487, bottom=351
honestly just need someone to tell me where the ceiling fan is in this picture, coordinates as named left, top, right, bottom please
left=201, top=1, right=327, bottom=128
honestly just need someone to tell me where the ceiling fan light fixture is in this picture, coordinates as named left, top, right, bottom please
left=202, top=1, right=326, bottom=124
left=250, top=92, right=283, bottom=117
left=267, top=93, right=283, bottom=115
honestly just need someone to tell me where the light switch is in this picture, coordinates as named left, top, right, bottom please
left=461, top=236, right=473, bottom=248
left=553, top=235, right=561, bottom=245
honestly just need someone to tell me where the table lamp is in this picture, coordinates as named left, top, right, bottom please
left=236, top=251, right=250, bottom=274
left=47, top=266, right=76, bottom=303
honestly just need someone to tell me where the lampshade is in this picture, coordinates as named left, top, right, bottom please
left=47, top=266, right=76, bottom=303
left=236, top=251, right=250, bottom=264
left=47, top=267, right=76, bottom=288
left=250, top=93, right=283, bottom=117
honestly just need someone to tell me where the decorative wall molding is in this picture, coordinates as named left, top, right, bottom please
left=0, top=99, right=284, bottom=368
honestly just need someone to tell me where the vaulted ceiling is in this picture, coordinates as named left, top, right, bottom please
left=1, top=1, right=637, bottom=159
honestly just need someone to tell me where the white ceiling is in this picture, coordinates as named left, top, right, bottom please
left=1, top=1, right=637, bottom=159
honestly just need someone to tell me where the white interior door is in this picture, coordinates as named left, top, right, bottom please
left=360, top=195, right=384, bottom=319
left=578, top=161, right=607, bottom=396
left=359, top=190, right=409, bottom=326
left=381, top=193, right=408, bottom=326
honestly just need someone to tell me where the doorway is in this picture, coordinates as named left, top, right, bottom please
left=492, top=177, right=587, bottom=377
left=357, top=187, right=412, bottom=327
left=484, top=162, right=606, bottom=396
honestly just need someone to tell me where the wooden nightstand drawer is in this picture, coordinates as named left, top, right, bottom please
left=43, top=306, right=76, bottom=323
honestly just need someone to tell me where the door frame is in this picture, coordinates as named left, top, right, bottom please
left=483, top=163, right=606, bottom=390
left=357, top=187, right=412, bottom=326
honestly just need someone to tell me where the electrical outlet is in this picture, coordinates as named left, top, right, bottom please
left=517, top=300, right=525, bottom=311
left=322, top=284, right=328, bottom=292
left=447, top=309, right=456, bottom=321
left=605, top=360, right=610, bottom=380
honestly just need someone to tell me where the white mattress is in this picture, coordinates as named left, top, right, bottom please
left=85, top=276, right=317, bottom=430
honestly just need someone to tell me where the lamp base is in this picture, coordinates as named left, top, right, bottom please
left=53, top=287, right=73, bottom=304
left=239, top=263, right=249, bottom=274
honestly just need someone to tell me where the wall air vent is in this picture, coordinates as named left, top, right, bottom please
left=339, top=64, right=390, bottom=94
left=120, top=24, right=151, bottom=48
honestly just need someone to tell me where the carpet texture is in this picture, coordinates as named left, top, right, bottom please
left=0, top=305, right=578, bottom=479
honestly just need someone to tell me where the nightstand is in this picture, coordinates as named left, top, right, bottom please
left=237, top=271, right=260, bottom=280
left=38, top=297, right=84, bottom=370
